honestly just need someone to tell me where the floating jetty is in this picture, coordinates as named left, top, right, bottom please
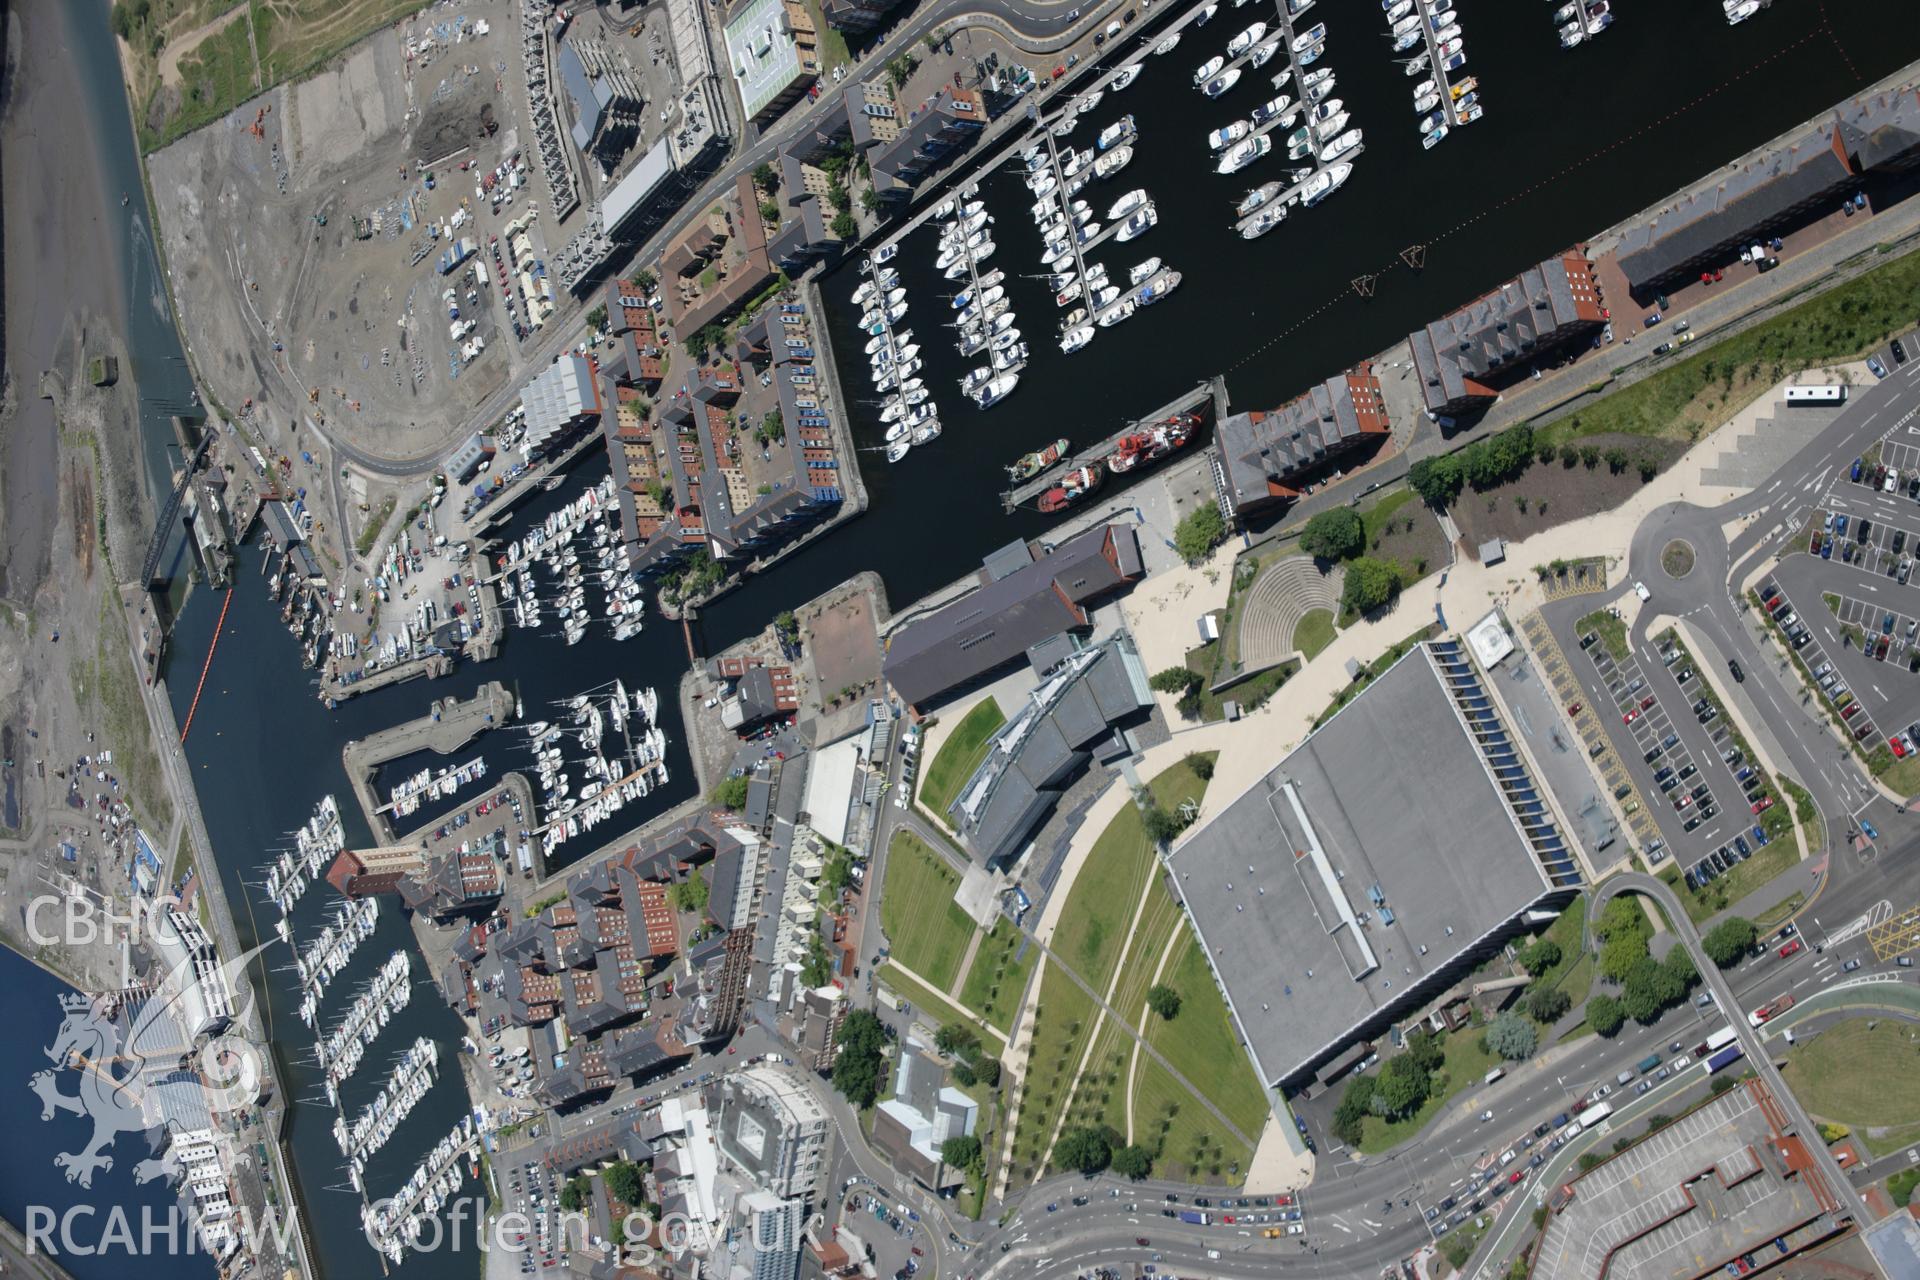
left=382, top=756, right=488, bottom=818
left=317, top=950, right=412, bottom=1102
left=532, top=679, right=669, bottom=852
left=335, top=1036, right=439, bottom=1169
left=294, top=897, right=380, bottom=1017
left=359, top=1114, right=484, bottom=1265
left=260, top=794, right=343, bottom=919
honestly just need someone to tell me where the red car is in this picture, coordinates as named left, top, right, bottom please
left=1675, top=794, right=1692, bottom=810
left=1752, top=796, right=1774, bottom=814
left=1135, top=1239, right=1151, bottom=1247
left=1894, top=737, right=1909, bottom=759
left=1640, top=695, right=1657, bottom=710
left=1624, top=709, right=1640, bottom=724
left=1508, top=1171, right=1523, bottom=1184
left=1568, top=702, right=1583, bottom=716
left=1778, top=939, right=1803, bottom=959
left=1223, top=1215, right=1236, bottom=1224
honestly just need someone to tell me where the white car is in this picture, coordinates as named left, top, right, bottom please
left=1634, top=581, right=1651, bottom=601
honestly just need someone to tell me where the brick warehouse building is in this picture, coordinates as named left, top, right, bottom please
left=1409, top=248, right=1605, bottom=419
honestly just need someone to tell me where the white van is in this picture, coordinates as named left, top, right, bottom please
left=1484, top=1068, right=1506, bottom=1086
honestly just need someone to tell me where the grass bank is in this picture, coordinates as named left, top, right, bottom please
left=877, top=831, right=974, bottom=990
left=920, top=699, right=1005, bottom=816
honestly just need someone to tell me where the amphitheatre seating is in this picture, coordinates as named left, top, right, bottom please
left=1235, top=556, right=1342, bottom=674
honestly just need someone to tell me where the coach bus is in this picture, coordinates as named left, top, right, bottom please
left=1784, top=385, right=1847, bottom=406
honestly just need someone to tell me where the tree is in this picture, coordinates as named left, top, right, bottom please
left=1056, top=1127, right=1112, bottom=1174
left=1528, top=986, right=1572, bottom=1025
left=1174, top=504, right=1227, bottom=562
left=586, top=304, right=608, bottom=333
left=1486, top=1012, right=1538, bottom=1061
left=1600, top=929, right=1649, bottom=982
left=940, top=1135, right=982, bottom=1170
left=800, top=932, right=834, bottom=988
left=752, top=161, right=776, bottom=190
left=1300, top=508, right=1365, bottom=560
left=1519, top=938, right=1562, bottom=976
left=831, top=210, right=858, bottom=241
left=1150, top=667, right=1203, bottom=696
left=936, top=1022, right=980, bottom=1061
left=952, top=1061, right=977, bottom=1087
left=605, top=1161, right=645, bottom=1206
left=1332, top=1075, right=1375, bottom=1145
left=774, top=610, right=800, bottom=646
left=1409, top=455, right=1465, bottom=504
left=1146, top=985, right=1182, bottom=1021
left=1702, top=917, right=1757, bottom=968
left=1183, top=751, right=1215, bottom=782
left=1340, top=557, right=1402, bottom=616
left=1404, top=1028, right=1445, bottom=1073
left=1596, top=897, right=1649, bottom=943
left=860, top=187, right=880, bottom=215
left=632, top=268, right=657, bottom=293
left=1603, top=446, right=1630, bottom=473
left=1587, top=993, right=1625, bottom=1037
left=886, top=52, right=920, bottom=89
left=669, top=874, right=709, bottom=915
left=711, top=776, right=750, bottom=810
left=1112, top=1144, right=1155, bottom=1180
left=560, top=1177, right=590, bottom=1212
left=1141, top=803, right=1187, bottom=845
left=831, top=1010, right=890, bottom=1107
left=976, top=1059, right=1002, bottom=1088
left=1373, top=1056, right=1430, bottom=1116
left=1662, top=947, right=1699, bottom=991
left=1636, top=453, right=1659, bottom=481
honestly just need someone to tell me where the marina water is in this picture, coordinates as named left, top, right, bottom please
left=33, top=0, right=1920, bottom=1275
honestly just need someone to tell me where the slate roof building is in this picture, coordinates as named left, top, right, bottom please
left=395, top=851, right=504, bottom=922
left=1409, top=249, right=1606, bottom=418
left=948, top=636, right=1153, bottom=864
left=882, top=523, right=1145, bottom=710
left=1836, top=86, right=1920, bottom=175
left=1211, top=364, right=1392, bottom=523
left=867, top=89, right=987, bottom=204
left=1615, top=128, right=1855, bottom=297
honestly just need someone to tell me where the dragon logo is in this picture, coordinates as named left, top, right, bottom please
left=30, top=913, right=271, bottom=1188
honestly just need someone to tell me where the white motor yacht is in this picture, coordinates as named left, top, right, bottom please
left=1202, top=68, right=1242, bottom=97
left=1207, top=120, right=1250, bottom=150
left=1226, top=22, right=1267, bottom=56
left=1116, top=204, right=1159, bottom=241
left=1107, top=188, right=1150, bottom=220
left=1193, top=55, right=1225, bottom=86
left=1215, top=134, right=1270, bottom=174
left=1060, top=325, right=1095, bottom=353
left=1301, top=162, right=1352, bottom=205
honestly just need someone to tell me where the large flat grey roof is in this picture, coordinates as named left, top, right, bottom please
left=1167, top=646, right=1553, bottom=1087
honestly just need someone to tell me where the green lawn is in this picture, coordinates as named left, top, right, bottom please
left=1525, top=897, right=1597, bottom=1014
left=1670, top=834, right=1798, bottom=924
left=1361, top=488, right=1415, bottom=544
left=1537, top=245, right=1920, bottom=447
left=1294, top=609, right=1336, bottom=661
left=1144, top=932, right=1273, bottom=1139
left=921, top=699, right=1007, bottom=817
left=1356, top=1028, right=1504, bottom=1154
left=1888, top=1167, right=1920, bottom=1210
left=875, top=963, right=1003, bottom=1045
left=1129, top=1054, right=1255, bottom=1182
left=1753, top=891, right=1806, bottom=936
left=1575, top=608, right=1629, bottom=662
left=1007, top=963, right=1097, bottom=1183
left=1775, top=773, right=1824, bottom=853
left=1781, top=1017, right=1920, bottom=1155
left=878, top=830, right=976, bottom=990
left=959, top=920, right=1036, bottom=1034
left=1050, top=757, right=1213, bottom=991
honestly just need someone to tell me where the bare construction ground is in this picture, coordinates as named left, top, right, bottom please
left=148, top=9, right=539, bottom=482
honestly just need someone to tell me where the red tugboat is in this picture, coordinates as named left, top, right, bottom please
left=1105, top=411, right=1200, bottom=474
left=1038, top=464, right=1105, bottom=513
